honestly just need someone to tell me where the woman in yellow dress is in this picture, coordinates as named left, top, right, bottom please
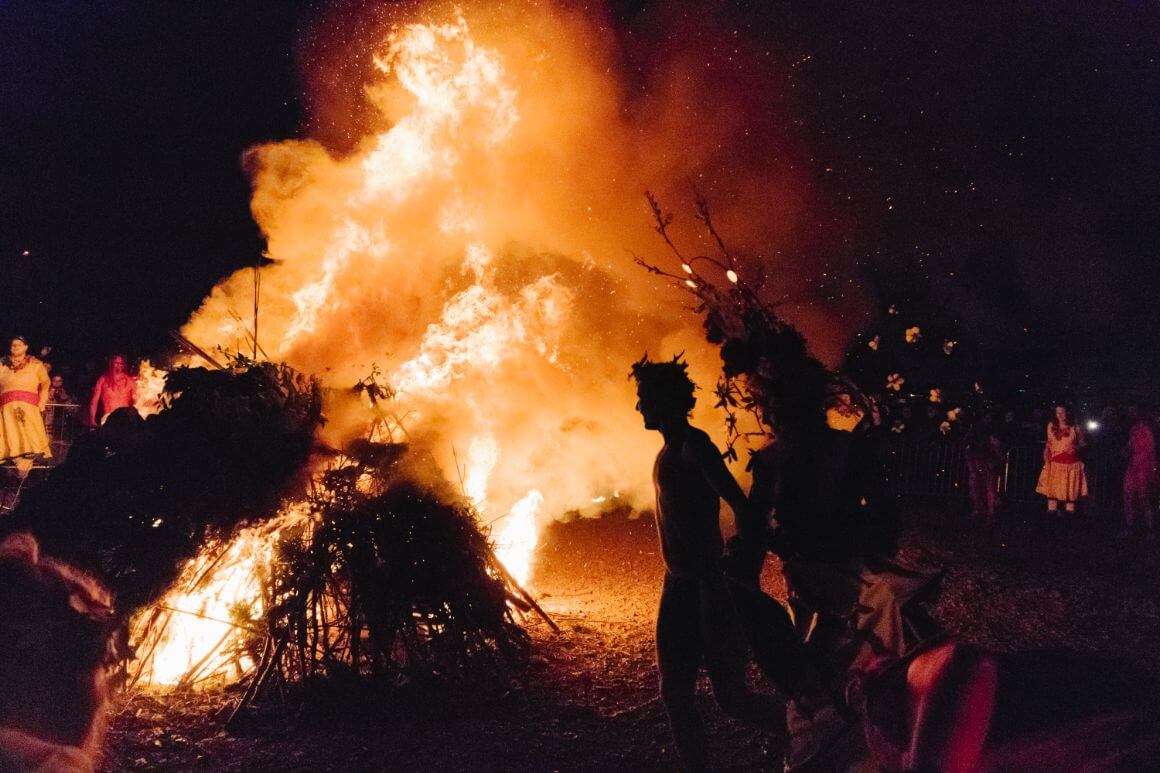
left=1036, top=404, right=1087, bottom=515
left=0, top=336, right=52, bottom=478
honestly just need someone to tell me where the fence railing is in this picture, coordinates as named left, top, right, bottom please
left=881, top=436, right=1118, bottom=507
left=42, top=402, right=84, bottom=466
left=881, top=437, right=970, bottom=499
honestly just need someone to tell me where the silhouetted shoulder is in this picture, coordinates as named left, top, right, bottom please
left=682, top=427, right=721, bottom=459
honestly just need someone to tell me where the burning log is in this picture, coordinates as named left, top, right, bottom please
left=168, top=330, right=224, bottom=370
left=5, top=348, right=541, bottom=710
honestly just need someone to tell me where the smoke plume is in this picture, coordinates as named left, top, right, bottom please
left=181, top=0, right=854, bottom=525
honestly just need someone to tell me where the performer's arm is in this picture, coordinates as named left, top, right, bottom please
left=36, top=363, right=49, bottom=412
left=88, top=378, right=104, bottom=427
left=687, top=433, right=762, bottom=540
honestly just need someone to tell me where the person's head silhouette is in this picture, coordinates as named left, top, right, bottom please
left=630, top=354, right=696, bottom=432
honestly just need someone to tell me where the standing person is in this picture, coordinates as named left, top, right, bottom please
left=46, top=374, right=71, bottom=404
left=1121, top=406, right=1158, bottom=538
left=630, top=355, right=784, bottom=772
left=44, top=374, right=76, bottom=459
left=87, top=354, right=136, bottom=428
left=964, top=417, right=1002, bottom=519
left=0, top=336, right=52, bottom=479
left=1035, top=404, right=1087, bottom=515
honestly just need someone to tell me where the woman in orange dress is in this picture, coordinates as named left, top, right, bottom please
left=0, top=336, right=51, bottom=478
left=1035, top=404, right=1087, bottom=515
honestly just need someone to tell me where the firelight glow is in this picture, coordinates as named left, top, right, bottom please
left=155, top=0, right=817, bottom=688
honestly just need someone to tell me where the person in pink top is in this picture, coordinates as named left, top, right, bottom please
left=87, top=354, right=137, bottom=428
left=0, top=336, right=51, bottom=478
left=1121, top=407, right=1159, bottom=538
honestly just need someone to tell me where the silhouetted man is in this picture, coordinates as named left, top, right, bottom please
left=631, top=355, right=784, bottom=770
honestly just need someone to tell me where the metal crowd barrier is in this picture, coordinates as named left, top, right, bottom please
left=42, top=401, right=83, bottom=466
left=882, top=436, right=1120, bottom=508
left=881, top=437, right=970, bottom=500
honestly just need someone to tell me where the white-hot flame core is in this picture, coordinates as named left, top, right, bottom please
left=463, top=433, right=498, bottom=506
left=134, top=507, right=312, bottom=687
left=495, top=489, right=543, bottom=587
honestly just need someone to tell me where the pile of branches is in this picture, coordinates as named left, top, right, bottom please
left=2, top=358, right=323, bottom=615
left=6, top=355, right=533, bottom=703
left=228, top=442, right=531, bottom=718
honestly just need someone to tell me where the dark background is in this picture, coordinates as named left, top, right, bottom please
left=1, top=1, right=1157, bottom=399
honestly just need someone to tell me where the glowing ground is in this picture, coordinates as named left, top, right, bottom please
left=103, top=507, right=1160, bottom=771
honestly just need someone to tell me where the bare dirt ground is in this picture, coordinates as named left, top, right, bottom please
left=101, top=504, right=1160, bottom=772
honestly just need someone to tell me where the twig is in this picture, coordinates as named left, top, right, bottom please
left=226, top=635, right=287, bottom=729
left=156, top=604, right=261, bottom=634
left=694, top=190, right=736, bottom=270
left=488, top=550, right=560, bottom=633
left=451, top=445, right=468, bottom=499
left=177, top=626, right=235, bottom=688
left=168, top=330, right=225, bottom=369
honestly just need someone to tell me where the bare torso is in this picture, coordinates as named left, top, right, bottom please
left=90, top=375, right=135, bottom=425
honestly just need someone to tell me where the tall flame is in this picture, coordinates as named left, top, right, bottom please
left=139, top=1, right=861, bottom=687
left=134, top=359, right=168, bottom=417
left=163, top=2, right=839, bottom=673
left=181, top=6, right=726, bottom=532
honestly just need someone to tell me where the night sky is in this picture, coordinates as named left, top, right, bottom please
left=2, top=1, right=1158, bottom=395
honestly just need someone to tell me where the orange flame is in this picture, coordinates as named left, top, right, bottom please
left=133, top=359, right=168, bottom=417
left=132, top=506, right=312, bottom=687
left=495, top=489, right=543, bottom=587
left=160, top=2, right=835, bottom=682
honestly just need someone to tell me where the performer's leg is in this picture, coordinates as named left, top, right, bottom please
left=657, top=574, right=707, bottom=771
left=725, top=577, right=822, bottom=702
left=1046, top=498, right=1058, bottom=514
left=1124, top=481, right=1138, bottom=530
left=699, top=578, right=784, bottom=738
left=1064, top=501, right=1076, bottom=514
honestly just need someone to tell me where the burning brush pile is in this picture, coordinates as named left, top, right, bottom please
left=4, top=0, right=858, bottom=721
left=1, top=360, right=536, bottom=709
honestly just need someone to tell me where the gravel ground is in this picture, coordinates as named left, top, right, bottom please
left=100, top=503, right=1160, bottom=771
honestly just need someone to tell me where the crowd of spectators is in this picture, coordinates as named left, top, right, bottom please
left=872, top=391, right=1160, bottom=535
left=1, top=339, right=141, bottom=480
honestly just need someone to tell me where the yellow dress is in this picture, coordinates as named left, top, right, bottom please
left=0, top=358, right=51, bottom=462
left=1035, top=423, right=1086, bottom=502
